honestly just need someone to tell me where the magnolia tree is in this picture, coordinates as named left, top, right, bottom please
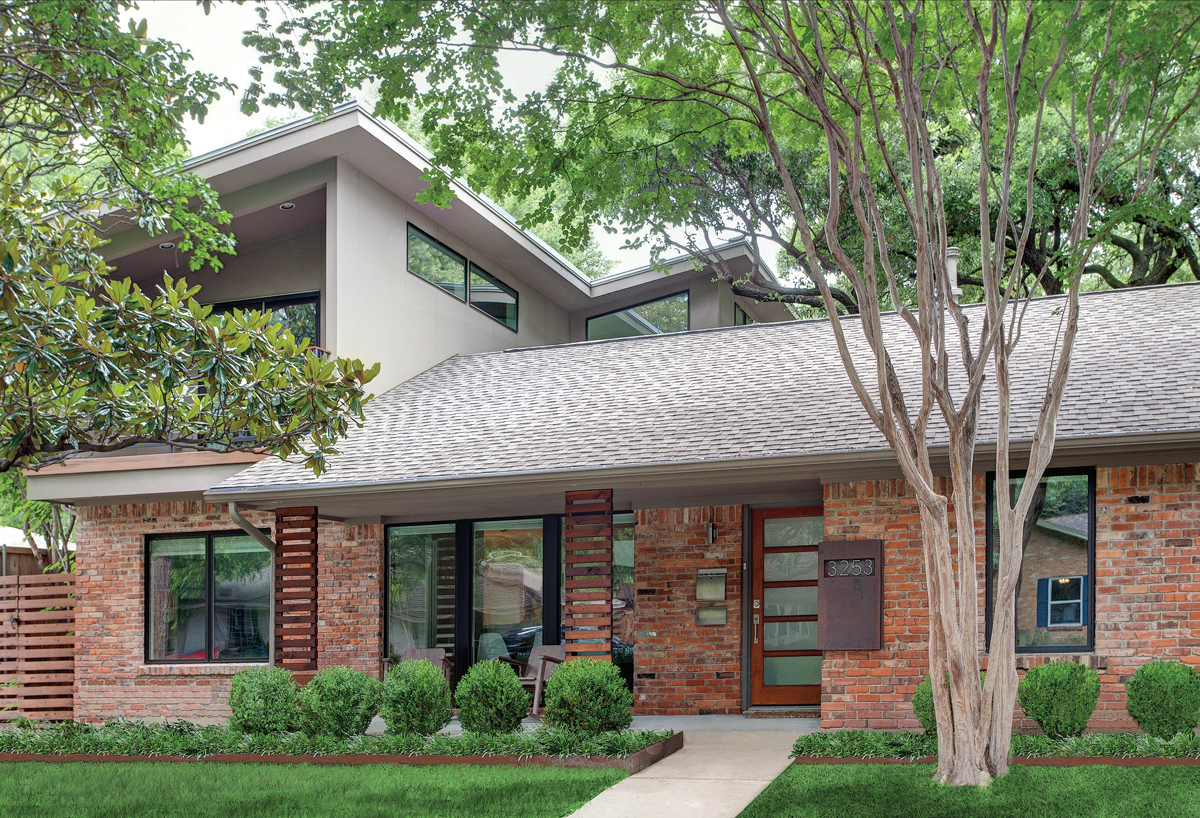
left=247, top=0, right=1200, bottom=783
left=0, top=2, right=378, bottom=479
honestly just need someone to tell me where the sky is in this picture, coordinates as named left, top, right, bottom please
left=134, top=0, right=654, bottom=273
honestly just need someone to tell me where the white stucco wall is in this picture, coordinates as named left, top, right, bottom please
left=329, top=159, right=570, bottom=392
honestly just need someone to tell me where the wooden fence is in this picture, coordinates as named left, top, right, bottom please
left=0, top=573, right=76, bottom=722
left=563, top=490, right=613, bottom=659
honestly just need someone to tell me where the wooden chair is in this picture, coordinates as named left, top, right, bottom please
left=498, top=644, right=566, bottom=715
left=396, top=648, right=453, bottom=685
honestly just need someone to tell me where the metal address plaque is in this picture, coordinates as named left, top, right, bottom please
left=824, top=558, right=874, bottom=577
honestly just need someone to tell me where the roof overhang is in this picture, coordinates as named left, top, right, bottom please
left=200, top=428, right=1200, bottom=522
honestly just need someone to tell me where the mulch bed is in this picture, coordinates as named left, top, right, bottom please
left=795, top=754, right=1200, bottom=767
left=0, top=731, right=684, bottom=774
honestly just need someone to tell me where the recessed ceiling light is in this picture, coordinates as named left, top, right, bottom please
left=159, top=242, right=175, bottom=250
left=279, top=202, right=296, bottom=210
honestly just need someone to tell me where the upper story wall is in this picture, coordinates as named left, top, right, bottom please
left=329, top=159, right=570, bottom=392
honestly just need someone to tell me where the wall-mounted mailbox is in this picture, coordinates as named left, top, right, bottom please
left=696, top=606, right=727, bottom=626
left=696, top=567, right=727, bottom=601
left=817, top=539, right=883, bottom=650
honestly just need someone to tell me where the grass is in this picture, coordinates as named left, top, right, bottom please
left=739, top=763, right=1200, bottom=818
left=0, top=761, right=627, bottom=818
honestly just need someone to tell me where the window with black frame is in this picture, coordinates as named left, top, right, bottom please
left=385, top=524, right=457, bottom=665
left=145, top=532, right=271, bottom=663
left=469, top=262, right=518, bottom=331
left=407, top=223, right=467, bottom=300
left=986, top=470, right=1094, bottom=652
left=586, top=291, right=689, bottom=340
left=211, top=293, right=320, bottom=347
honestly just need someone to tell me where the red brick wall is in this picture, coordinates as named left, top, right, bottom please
left=633, top=505, right=742, bottom=715
left=820, top=477, right=982, bottom=730
left=74, top=502, right=382, bottom=723
left=823, top=463, right=1200, bottom=733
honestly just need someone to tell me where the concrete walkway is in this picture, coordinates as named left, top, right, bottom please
left=567, top=727, right=812, bottom=818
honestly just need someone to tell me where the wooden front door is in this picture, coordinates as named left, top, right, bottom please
left=750, top=507, right=824, bottom=706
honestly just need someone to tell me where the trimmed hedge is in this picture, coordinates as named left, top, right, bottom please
left=1018, top=661, right=1100, bottom=738
left=543, top=658, right=633, bottom=735
left=1126, top=660, right=1200, bottom=740
left=381, top=659, right=453, bottom=737
left=0, top=719, right=673, bottom=759
left=228, top=666, right=299, bottom=735
left=912, top=672, right=985, bottom=736
left=454, top=660, right=531, bottom=735
left=297, top=666, right=382, bottom=738
left=792, top=730, right=1200, bottom=760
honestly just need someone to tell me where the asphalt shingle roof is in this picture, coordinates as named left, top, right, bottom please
left=211, top=283, right=1200, bottom=495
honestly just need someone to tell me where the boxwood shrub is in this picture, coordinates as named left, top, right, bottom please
left=912, top=672, right=985, bottom=736
left=454, top=660, right=530, bottom=735
left=297, top=665, right=383, bottom=738
left=543, top=658, right=633, bottom=735
left=381, top=658, right=453, bottom=736
left=1018, top=661, right=1100, bottom=738
left=1126, top=660, right=1200, bottom=739
left=228, top=666, right=298, bottom=735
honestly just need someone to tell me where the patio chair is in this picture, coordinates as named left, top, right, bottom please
left=498, top=644, right=566, bottom=715
left=396, top=647, right=453, bottom=685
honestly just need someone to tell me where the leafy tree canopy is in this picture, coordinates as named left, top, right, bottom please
left=0, top=1, right=378, bottom=475
left=243, top=0, right=1200, bottom=313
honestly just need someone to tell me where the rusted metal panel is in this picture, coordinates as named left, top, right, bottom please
left=817, top=540, right=883, bottom=651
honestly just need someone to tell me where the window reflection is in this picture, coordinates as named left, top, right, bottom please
left=387, top=524, right=457, bottom=665
left=991, top=472, right=1092, bottom=650
left=473, top=519, right=544, bottom=664
left=586, top=291, right=689, bottom=340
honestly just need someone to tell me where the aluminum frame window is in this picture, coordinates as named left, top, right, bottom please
left=984, top=468, right=1095, bottom=654
left=210, top=292, right=321, bottom=347
left=144, top=530, right=271, bottom=664
left=468, top=262, right=519, bottom=332
left=407, top=223, right=467, bottom=300
left=585, top=290, right=690, bottom=341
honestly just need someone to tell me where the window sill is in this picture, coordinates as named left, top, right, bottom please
left=139, top=663, right=266, bottom=677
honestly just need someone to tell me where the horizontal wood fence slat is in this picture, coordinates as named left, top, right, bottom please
left=0, top=574, right=77, bottom=722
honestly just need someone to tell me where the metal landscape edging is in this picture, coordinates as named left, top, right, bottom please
left=794, top=754, right=1200, bottom=767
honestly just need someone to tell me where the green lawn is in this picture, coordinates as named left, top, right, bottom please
left=739, top=763, right=1200, bottom=818
left=0, top=762, right=626, bottom=818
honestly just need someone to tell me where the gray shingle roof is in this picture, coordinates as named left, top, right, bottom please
left=210, top=283, right=1200, bottom=495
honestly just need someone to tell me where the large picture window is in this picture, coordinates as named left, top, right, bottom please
left=145, top=532, right=271, bottom=663
left=986, top=469, right=1095, bottom=653
left=385, top=524, right=457, bottom=664
left=407, top=223, right=467, bottom=300
left=586, top=291, right=689, bottom=340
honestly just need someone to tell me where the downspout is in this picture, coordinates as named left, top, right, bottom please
left=2, top=544, right=6, bottom=576
left=228, top=502, right=277, bottom=667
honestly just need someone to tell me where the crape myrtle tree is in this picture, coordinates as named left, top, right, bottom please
left=245, top=1, right=1200, bottom=784
left=0, top=1, right=378, bottom=479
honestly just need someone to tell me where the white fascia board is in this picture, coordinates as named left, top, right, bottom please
left=28, top=462, right=256, bottom=505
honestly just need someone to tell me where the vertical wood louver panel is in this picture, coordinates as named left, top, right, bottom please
left=563, top=490, right=613, bottom=659
left=15, top=573, right=76, bottom=721
left=0, top=576, right=17, bottom=721
left=274, top=507, right=318, bottom=674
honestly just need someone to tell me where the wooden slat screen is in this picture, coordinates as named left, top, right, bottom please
left=275, top=507, right=318, bottom=673
left=15, top=573, right=75, bottom=721
left=0, top=576, right=17, bottom=721
left=563, top=490, right=613, bottom=659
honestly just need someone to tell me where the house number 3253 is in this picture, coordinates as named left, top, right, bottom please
left=825, top=559, right=874, bottom=577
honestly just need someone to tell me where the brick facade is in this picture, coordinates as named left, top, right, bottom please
left=633, top=505, right=743, bottom=715
left=821, top=463, right=1200, bottom=733
left=74, top=502, right=382, bottom=723
left=70, top=462, right=1198, bottom=730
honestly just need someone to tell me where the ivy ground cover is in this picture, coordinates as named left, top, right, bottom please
left=741, top=763, right=1200, bottom=818
left=0, top=762, right=626, bottom=818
